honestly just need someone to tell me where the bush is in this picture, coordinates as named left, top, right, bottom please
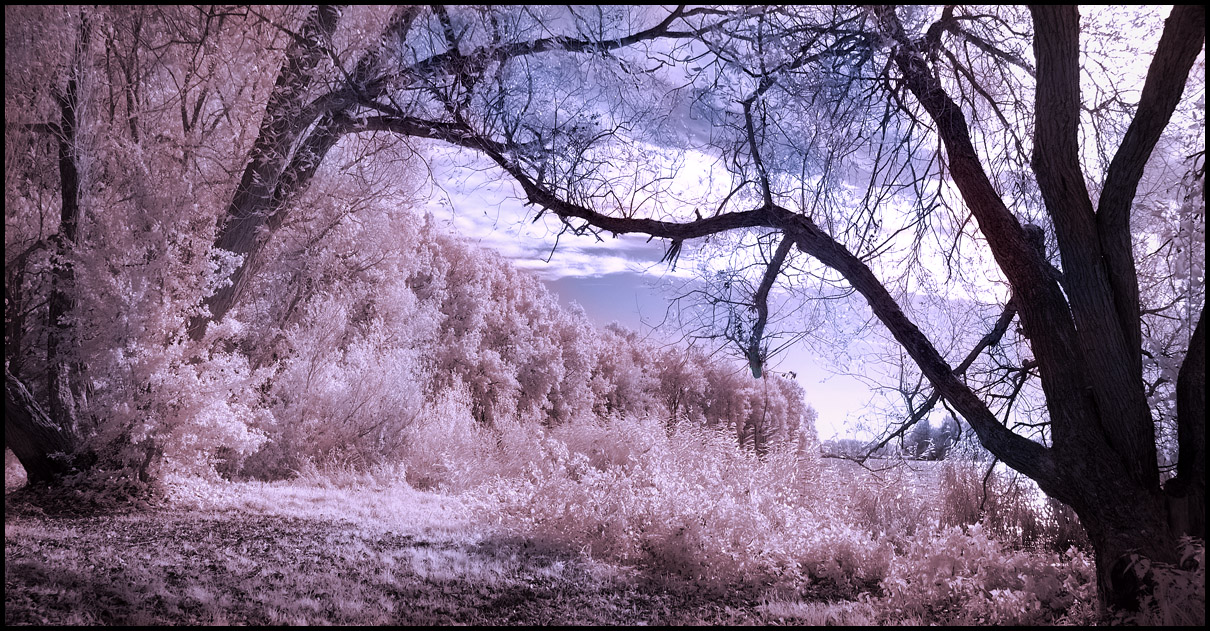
left=841, top=463, right=937, bottom=552
left=938, top=461, right=1089, bottom=552
left=876, top=524, right=1098, bottom=625
left=468, top=416, right=893, bottom=595
left=1113, top=537, right=1206, bottom=626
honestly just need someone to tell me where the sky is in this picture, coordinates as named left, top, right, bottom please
left=380, top=5, right=1195, bottom=444
left=399, top=5, right=1171, bottom=441
left=421, top=147, right=882, bottom=440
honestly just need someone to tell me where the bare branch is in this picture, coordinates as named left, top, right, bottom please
left=863, top=300, right=1019, bottom=459
left=746, top=235, right=794, bottom=377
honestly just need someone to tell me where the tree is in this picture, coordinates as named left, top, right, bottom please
left=6, top=4, right=718, bottom=476
left=7, top=6, right=309, bottom=479
left=5, top=4, right=1203, bottom=614
left=302, top=5, right=1197, bottom=612
left=5, top=7, right=88, bottom=482
left=905, top=416, right=936, bottom=460
left=903, top=414, right=960, bottom=460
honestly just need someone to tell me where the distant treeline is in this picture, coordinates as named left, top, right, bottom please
left=821, top=415, right=967, bottom=461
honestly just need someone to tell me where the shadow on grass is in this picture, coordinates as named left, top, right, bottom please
left=5, top=508, right=795, bottom=625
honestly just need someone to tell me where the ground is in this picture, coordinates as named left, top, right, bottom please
left=4, top=479, right=857, bottom=626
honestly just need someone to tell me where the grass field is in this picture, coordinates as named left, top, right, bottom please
left=5, top=477, right=847, bottom=625
left=7, top=448, right=1198, bottom=625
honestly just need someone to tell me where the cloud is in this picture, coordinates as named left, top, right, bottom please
left=421, top=145, right=701, bottom=280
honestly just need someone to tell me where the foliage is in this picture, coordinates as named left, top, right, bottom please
left=1112, top=537, right=1206, bottom=626
left=938, top=461, right=1089, bottom=552
left=903, top=416, right=961, bottom=460
left=409, top=410, right=1111, bottom=624
left=3, top=5, right=1203, bottom=622
left=5, top=5, right=285, bottom=480
left=836, top=463, right=937, bottom=553
left=5, top=461, right=162, bottom=516
left=472, top=416, right=879, bottom=591
left=877, top=525, right=1098, bottom=625
left=219, top=203, right=814, bottom=480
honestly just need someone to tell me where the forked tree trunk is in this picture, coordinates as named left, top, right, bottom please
left=872, top=4, right=1206, bottom=616
left=186, top=5, right=342, bottom=339
left=47, top=70, right=82, bottom=439
left=8, top=8, right=349, bottom=485
left=8, top=23, right=88, bottom=486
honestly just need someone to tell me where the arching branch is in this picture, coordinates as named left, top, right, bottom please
left=862, top=300, right=1019, bottom=461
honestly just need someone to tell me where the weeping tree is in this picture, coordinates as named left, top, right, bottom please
left=5, top=4, right=1204, bottom=614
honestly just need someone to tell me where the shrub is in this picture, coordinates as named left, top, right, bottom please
left=1113, top=537, right=1205, bottom=626
left=396, top=385, right=493, bottom=490
left=876, top=524, right=1098, bottom=625
left=469, top=416, right=889, bottom=595
left=938, top=461, right=1089, bottom=552
left=842, top=463, right=937, bottom=552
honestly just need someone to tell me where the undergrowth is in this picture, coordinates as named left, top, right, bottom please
left=9, top=411, right=1203, bottom=626
left=386, top=414, right=1112, bottom=625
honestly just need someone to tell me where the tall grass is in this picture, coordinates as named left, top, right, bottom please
left=5, top=405, right=1141, bottom=625
left=937, top=460, right=1089, bottom=551
left=374, top=405, right=1105, bottom=624
left=481, top=418, right=891, bottom=591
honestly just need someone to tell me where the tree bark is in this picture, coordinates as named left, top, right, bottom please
left=188, top=6, right=422, bottom=339
left=1165, top=308, right=1206, bottom=540
left=1025, top=6, right=1204, bottom=610
left=10, top=16, right=90, bottom=485
left=46, top=32, right=85, bottom=439
left=3, top=242, right=43, bottom=381
left=6, top=365, right=79, bottom=484
left=1077, top=483, right=1177, bottom=614
left=188, top=5, right=342, bottom=339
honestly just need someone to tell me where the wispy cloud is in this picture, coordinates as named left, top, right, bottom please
left=421, top=145, right=699, bottom=280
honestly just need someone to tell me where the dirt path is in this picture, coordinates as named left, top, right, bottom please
left=5, top=495, right=768, bottom=625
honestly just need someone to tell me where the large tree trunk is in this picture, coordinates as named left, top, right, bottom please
left=1029, top=6, right=1204, bottom=614
left=1086, top=503, right=1177, bottom=614
left=8, top=7, right=350, bottom=486
left=46, top=67, right=82, bottom=437
left=5, top=365, right=80, bottom=484
left=189, top=6, right=423, bottom=340
left=186, top=5, right=342, bottom=339
left=867, top=4, right=1207, bottom=618
left=1060, top=456, right=1179, bottom=613
left=8, top=19, right=89, bottom=486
